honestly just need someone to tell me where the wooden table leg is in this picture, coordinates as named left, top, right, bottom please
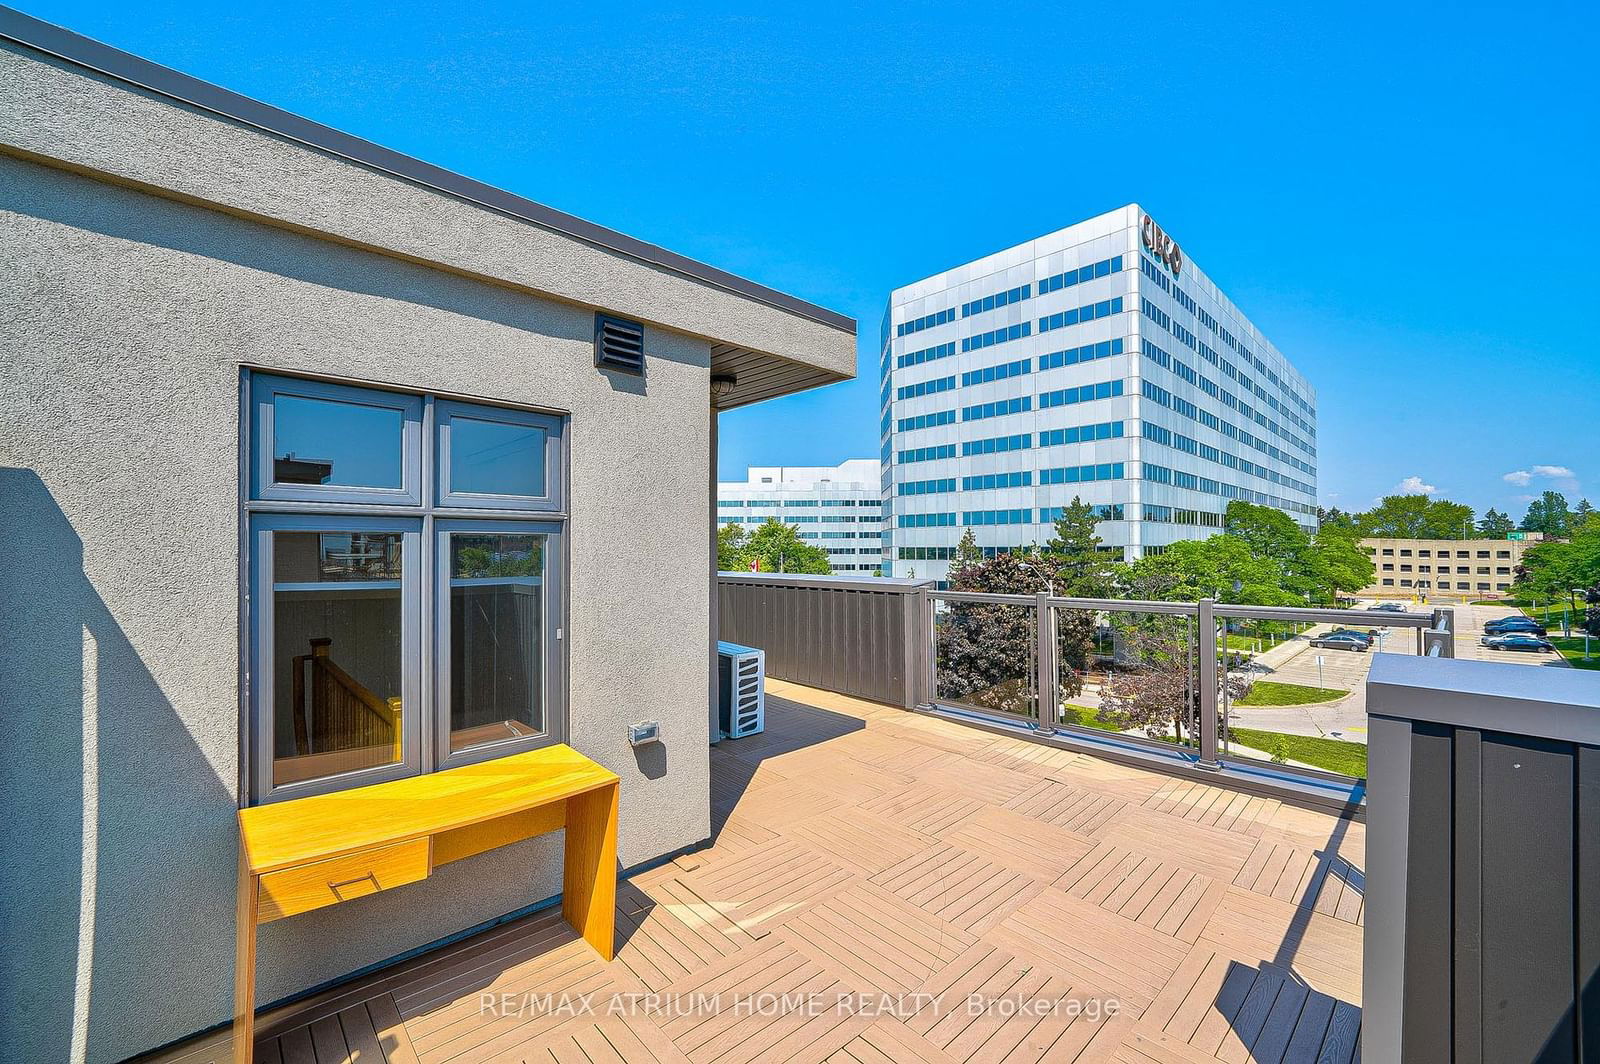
left=562, top=782, right=618, bottom=960
left=233, top=846, right=259, bottom=1064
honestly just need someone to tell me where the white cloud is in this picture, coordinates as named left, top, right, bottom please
left=1503, top=464, right=1577, bottom=487
left=1393, top=476, right=1438, bottom=496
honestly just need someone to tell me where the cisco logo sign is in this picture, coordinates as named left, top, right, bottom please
left=1141, top=213, right=1183, bottom=276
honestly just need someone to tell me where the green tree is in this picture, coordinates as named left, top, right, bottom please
left=1574, top=498, right=1595, bottom=524
left=1512, top=517, right=1600, bottom=602
left=717, top=524, right=747, bottom=571
left=1521, top=490, right=1572, bottom=537
left=1317, top=507, right=1358, bottom=533
left=1308, top=526, right=1375, bottom=603
left=951, top=528, right=983, bottom=578
left=937, top=546, right=1097, bottom=711
left=1114, top=534, right=1300, bottom=607
left=1358, top=495, right=1475, bottom=539
left=1042, top=497, right=1115, bottom=596
left=1477, top=508, right=1516, bottom=537
left=741, top=519, right=832, bottom=575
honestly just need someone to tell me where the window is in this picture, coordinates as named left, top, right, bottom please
left=247, top=374, right=567, bottom=803
left=251, top=375, right=422, bottom=504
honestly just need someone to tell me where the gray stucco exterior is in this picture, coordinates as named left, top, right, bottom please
left=0, top=24, right=854, bottom=1064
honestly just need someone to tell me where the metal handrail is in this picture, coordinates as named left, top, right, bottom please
left=924, top=589, right=1458, bottom=782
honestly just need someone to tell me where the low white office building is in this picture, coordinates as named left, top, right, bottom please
left=879, top=204, right=1318, bottom=582
left=717, top=460, right=885, bottom=573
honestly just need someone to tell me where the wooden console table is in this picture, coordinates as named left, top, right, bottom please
left=233, top=745, right=619, bottom=1063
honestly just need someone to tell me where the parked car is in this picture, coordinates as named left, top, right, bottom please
left=1483, top=617, right=1547, bottom=636
left=1309, top=632, right=1370, bottom=652
left=1485, top=633, right=1556, bottom=652
left=1325, top=628, right=1375, bottom=645
left=1368, top=602, right=1407, bottom=613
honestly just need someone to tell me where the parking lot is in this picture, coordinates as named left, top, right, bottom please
left=1225, top=599, right=1570, bottom=744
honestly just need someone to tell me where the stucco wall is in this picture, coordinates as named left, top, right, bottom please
left=0, top=152, right=713, bottom=1062
left=0, top=40, right=855, bottom=382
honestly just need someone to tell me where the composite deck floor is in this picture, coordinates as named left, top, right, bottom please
left=148, top=679, right=1365, bottom=1064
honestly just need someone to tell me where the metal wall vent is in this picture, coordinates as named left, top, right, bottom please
left=594, top=313, right=645, bottom=374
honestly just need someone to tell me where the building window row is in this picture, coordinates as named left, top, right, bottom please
left=899, top=444, right=958, bottom=463
left=897, top=375, right=955, bottom=400
left=1038, top=296, right=1123, bottom=334
left=961, top=283, right=1031, bottom=318
left=1039, top=420, right=1123, bottom=447
left=897, top=340, right=957, bottom=369
left=898, top=409, right=956, bottom=432
left=961, top=358, right=1031, bottom=387
left=1038, top=255, right=1123, bottom=294
left=1139, top=253, right=1172, bottom=294
left=962, top=471, right=1032, bottom=491
left=962, top=321, right=1032, bottom=353
left=963, top=508, right=1032, bottom=526
left=1170, top=284, right=1197, bottom=316
left=899, top=546, right=955, bottom=561
left=1040, top=378, right=1124, bottom=409
left=961, top=433, right=1032, bottom=456
left=962, top=396, right=1032, bottom=422
left=1039, top=462, right=1124, bottom=485
left=1039, top=337, right=1123, bottom=371
left=1040, top=504, right=1124, bottom=522
left=1141, top=297, right=1171, bottom=334
left=897, top=307, right=956, bottom=337
left=898, top=512, right=956, bottom=528
left=899, top=477, right=957, bottom=496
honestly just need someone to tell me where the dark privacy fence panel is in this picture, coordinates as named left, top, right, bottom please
left=1366, top=656, right=1600, bottom=1064
left=716, top=574, right=932, bottom=708
left=1403, top=724, right=1595, bottom=1062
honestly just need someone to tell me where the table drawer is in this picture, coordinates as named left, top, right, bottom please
left=258, top=838, right=431, bottom=923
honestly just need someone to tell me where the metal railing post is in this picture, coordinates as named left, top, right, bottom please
left=916, top=587, right=934, bottom=707
left=1035, top=591, right=1056, bottom=734
left=1197, top=598, right=1220, bottom=770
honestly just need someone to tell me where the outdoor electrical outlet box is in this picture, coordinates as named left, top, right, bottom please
left=628, top=720, right=660, bottom=747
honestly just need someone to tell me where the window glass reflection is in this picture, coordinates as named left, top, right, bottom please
left=450, top=417, right=544, bottom=497
left=272, top=531, right=404, bottom=785
left=274, top=394, right=404, bottom=488
left=448, top=533, right=544, bottom=751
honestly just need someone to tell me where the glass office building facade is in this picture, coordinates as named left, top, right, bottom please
left=879, top=204, right=1317, bottom=581
left=718, top=460, right=886, bottom=573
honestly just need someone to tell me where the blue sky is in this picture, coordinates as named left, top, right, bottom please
left=25, top=0, right=1597, bottom=520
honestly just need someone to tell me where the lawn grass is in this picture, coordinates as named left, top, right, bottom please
left=1227, top=727, right=1368, bottom=777
left=1062, top=701, right=1369, bottom=776
left=1236, top=680, right=1349, bottom=707
left=1550, top=636, right=1600, bottom=671
left=1062, top=704, right=1126, bottom=732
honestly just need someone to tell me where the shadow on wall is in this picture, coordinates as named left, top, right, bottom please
left=0, top=469, right=235, bottom=1064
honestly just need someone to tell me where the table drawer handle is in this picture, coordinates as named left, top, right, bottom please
left=328, top=871, right=379, bottom=897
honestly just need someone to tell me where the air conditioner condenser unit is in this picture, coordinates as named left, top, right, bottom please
left=715, top=640, right=765, bottom=740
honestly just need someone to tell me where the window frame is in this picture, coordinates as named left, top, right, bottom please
left=251, top=374, right=424, bottom=506
left=435, top=399, right=566, bottom=512
left=243, top=371, right=570, bottom=805
left=248, top=512, right=426, bottom=802
left=433, top=517, right=567, bottom=771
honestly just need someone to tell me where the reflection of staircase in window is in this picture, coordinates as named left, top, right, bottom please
left=277, top=638, right=401, bottom=785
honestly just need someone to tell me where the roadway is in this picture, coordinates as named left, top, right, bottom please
left=1225, top=598, right=1570, bottom=746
